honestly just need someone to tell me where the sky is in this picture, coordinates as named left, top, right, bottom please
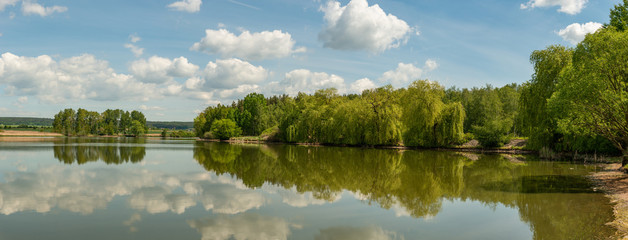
left=0, top=0, right=620, bottom=121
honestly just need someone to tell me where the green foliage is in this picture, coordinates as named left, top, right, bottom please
left=519, top=45, right=573, bottom=150
left=147, top=121, right=193, bottom=130
left=210, top=119, right=242, bottom=140
left=548, top=28, right=628, bottom=160
left=130, top=120, right=145, bottom=136
left=52, top=108, right=148, bottom=137
left=607, top=0, right=628, bottom=31
left=401, top=80, right=446, bottom=147
left=168, top=130, right=196, bottom=138
left=472, top=118, right=512, bottom=148
left=193, top=80, right=467, bottom=147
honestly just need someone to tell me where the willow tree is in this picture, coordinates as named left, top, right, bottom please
left=519, top=45, right=573, bottom=149
left=401, top=80, right=446, bottom=147
left=549, top=28, right=628, bottom=166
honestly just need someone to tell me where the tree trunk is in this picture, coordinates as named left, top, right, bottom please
left=622, top=149, right=628, bottom=168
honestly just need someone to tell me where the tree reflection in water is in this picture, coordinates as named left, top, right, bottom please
left=53, top=138, right=146, bottom=164
left=194, top=142, right=615, bottom=239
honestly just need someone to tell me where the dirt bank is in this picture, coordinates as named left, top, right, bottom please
left=0, top=130, right=63, bottom=137
left=590, top=164, right=628, bottom=239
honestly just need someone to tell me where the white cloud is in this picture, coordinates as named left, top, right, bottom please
left=21, top=0, right=67, bottom=17
left=13, top=96, right=27, bottom=107
left=379, top=60, right=437, bottom=88
left=268, top=69, right=345, bottom=95
left=0, top=52, right=160, bottom=103
left=315, top=226, right=403, bottom=240
left=380, top=63, right=423, bottom=88
left=130, top=56, right=199, bottom=84
left=139, top=105, right=165, bottom=111
left=557, top=22, right=602, bottom=45
left=167, top=0, right=201, bottom=13
left=187, top=213, right=294, bottom=240
left=349, top=78, right=377, bottom=94
left=191, top=29, right=306, bottom=60
left=186, top=58, right=267, bottom=90
left=130, top=34, right=141, bottom=43
left=424, top=59, right=438, bottom=71
left=124, top=44, right=144, bottom=58
left=17, top=96, right=27, bottom=104
left=520, top=0, right=587, bottom=15
left=0, top=0, right=18, bottom=11
left=319, top=0, right=412, bottom=53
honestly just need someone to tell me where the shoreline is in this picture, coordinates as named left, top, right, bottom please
left=590, top=163, right=628, bottom=239
left=199, top=138, right=537, bottom=155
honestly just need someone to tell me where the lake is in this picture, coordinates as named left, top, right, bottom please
left=0, top=138, right=615, bottom=239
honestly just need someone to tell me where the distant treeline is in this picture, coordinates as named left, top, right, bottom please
left=148, top=121, right=193, bottom=130
left=53, top=108, right=148, bottom=136
left=0, top=117, right=53, bottom=126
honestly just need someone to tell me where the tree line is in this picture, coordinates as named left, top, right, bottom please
left=194, top=80, right=519, bottom=148
left=53, top=108, right=147, bottom=136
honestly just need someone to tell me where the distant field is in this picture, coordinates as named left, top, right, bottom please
left=0, top=130, right=63, bottom=137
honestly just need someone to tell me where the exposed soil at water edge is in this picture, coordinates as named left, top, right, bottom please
left=590, top=164, right=628, bottom=239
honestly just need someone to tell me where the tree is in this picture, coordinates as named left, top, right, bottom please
left=519, top=45, right=573, bottom=149
left=549, top=28, right=628, bottom=166
left=210, top=119, right=242, bottom=140
left=607, top=0, right=628, bottom=31
left=401, top=80, right=445, bottom=147
left=130, top=110, right=147, bottom=132
left=75, top=108, right=90, bottom=136
left=240, top=93, right=267, bottom=136
left=130, top=120, right=145, bottom=136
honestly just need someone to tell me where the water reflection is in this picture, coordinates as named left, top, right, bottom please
left=0, top=139, right=616, bottom=239
left=188, top=213, right=296, bottom=240
left=53, top=138, right=146, bottom=164
left=193, top=142, right=615, bottom=239
left=315, top=226, right=402, bottom=240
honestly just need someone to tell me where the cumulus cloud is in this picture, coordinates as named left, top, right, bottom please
left=520, top=0, right=587, bottom=15
left=557, top=22, right=602, bottom=45
left=167, top=0, right=201, bottom=13
left=22, top=0, right=67, bottom=17
left=0, top=52, right=164, bottom=103
left=378, top=60, right=438, bottom=88
left=267, top=69, right=345, bottom=95
left=319, top=0, right=412, bottom=53
left=187, top=213, right=295, bottom=240
left=185, top=58, right=267, bottom=90
left=130, top=56, right=198, bottom=84
left=349, top=78, right=377, bottom=94
left=315, top=226, right=404, bottom=240
left=0, top=0, right=18, bottom=11
left=380, top=63, right=421, bottom=88
left=191, top=29, right=306, bottom=60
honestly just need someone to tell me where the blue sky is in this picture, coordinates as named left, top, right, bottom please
left=0, top=0, right=619, bottom=121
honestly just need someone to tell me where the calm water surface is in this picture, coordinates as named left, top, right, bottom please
left=0, top=138, right=615, bottom=239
